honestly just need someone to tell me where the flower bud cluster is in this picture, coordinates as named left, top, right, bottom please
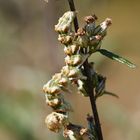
left=43, top=11, right=88, bottom=133
left=76, top=15, right=112, bottom=53
left=63, top=123, right=91, bottom=140
left=43, top=11, right=111, bottom=139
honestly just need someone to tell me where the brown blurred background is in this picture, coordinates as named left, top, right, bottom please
left=0, top=0, right=140, bottom=140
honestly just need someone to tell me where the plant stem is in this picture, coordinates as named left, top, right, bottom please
left=67, top=1, right=103, bottom=140
left=83, top=60, right=103, bottom=140
left=67, top=0, right=79, bottom=31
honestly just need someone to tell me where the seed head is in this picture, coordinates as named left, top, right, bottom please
left=45, top=112, right=69, bottom=132
left=84, top=14, right=98, bottom=24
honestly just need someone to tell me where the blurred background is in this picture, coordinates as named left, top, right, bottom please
left=0, top=0, right=139, bottom=140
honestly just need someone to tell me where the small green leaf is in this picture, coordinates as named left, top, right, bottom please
left=98, top=49, right=136, bottom=68
left=103, top=91, right=119, bottom=98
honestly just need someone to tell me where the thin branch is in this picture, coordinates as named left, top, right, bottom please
left=83, top=60, right=103, bottom=140
left=67, top=0, right=79, bottom=32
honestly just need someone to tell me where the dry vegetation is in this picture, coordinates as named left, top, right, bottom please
left=0, top=0, right=139, bottom=140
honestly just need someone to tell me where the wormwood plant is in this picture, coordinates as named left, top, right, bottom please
left=43, top=1, right=135, bottom=140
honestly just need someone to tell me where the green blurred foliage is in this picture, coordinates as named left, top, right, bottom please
left=0, top=0, right=140, bottom=140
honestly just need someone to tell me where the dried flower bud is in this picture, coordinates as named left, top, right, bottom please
left=61, top=66, right=77, bottom=77
left=45, top=94, right=61, bottom=107
left=84, top=15, right=98, bottom=24
left=93, top=18, right=112, bottom=36
left=76, top=28, right=89, bottom=47
left=64, top=129, right=79, bottom=140
left=50, top=73, right=69, bottom=87
left=50, top=85, right=61, bottom=94
left=45, top=112, right=69, bottom=133
left=64, top=45, right=79, bottom=55
left=68, top=68, right=87, bottom=81
left=71, top=44, right=79, bottom=53
left=43, top=80, right=61, bottom=94
left=43, top=73, right=69, bottom=94
left=58, top=77, right=69, bottom=86
left=52, top=73, right=62, bottom=80
left=55, top=11, right=75, bottom=33
left=64, top=46, right=73, bottom=55
left=58, top=34, right=72, bottom=45
left=61, top=65, right=70, bottom=76
left=65, top=55, right=82, bottom=66
left=61, top=66, right=86, bottom=81
left=76, top=28, right=86, bottom=36
left=68, top=68, right=79, bottom=78
left=95, top=35, right=102, bottom=40
left=89, top=35, right=102, bottom=46
left=98, top=18, right=111, bottom=32
left=76, top=36, right=89, bottom=48
left=105, top=18, right=112, bottom=26
left=63, top=123, right=87, bottom=140
left=43, top=80, right=53, bottom=93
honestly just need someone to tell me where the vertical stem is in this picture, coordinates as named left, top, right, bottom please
left=67, top=0, right=103, bottom=140
left=83, top=60, right=103, bottom=140
left=90, top=98, right=103, bottom=140
left=67, top=0, right=79, bottom=32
